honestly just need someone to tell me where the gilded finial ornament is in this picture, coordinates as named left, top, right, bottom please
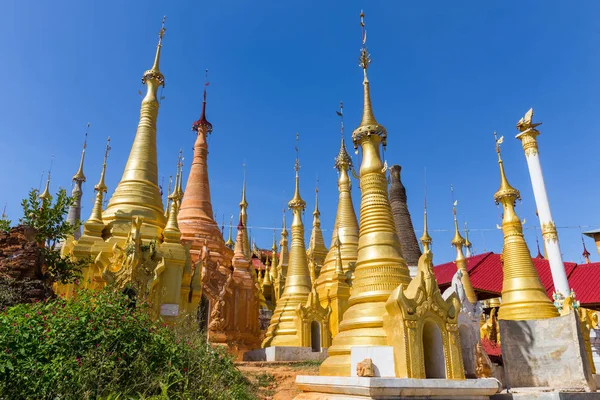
left=39, top=156, right=54, bottom=200
left=143, top=16, right=166, bottom=86
left=335, top=102, right=353, bottom=171
left=516, top=108, right=542, bottom=157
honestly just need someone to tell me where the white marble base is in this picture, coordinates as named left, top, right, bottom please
left=351, top=346, right=395, bottom=377
left=492, top=387, right=599, bottom=399
left=243, top=346, right=328, bottom=362
left=294, top=375, right=501, bottom=399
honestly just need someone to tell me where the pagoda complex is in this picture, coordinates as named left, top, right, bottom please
left=314, top=104, right=359, bottom=338
left=58, top=18, right=193, bottom=320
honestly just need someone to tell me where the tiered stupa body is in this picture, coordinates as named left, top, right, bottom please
left=315, top=121, right=359, bottom=337
left=62, top=20, right=192, bottom=320
left=262, top=151, right=313, bottom=347
left=389, top=164, right=421, bottom=272
left=320, top=21, right=412, bottom=375
left=66, top=131, right=87, bottom=240
left=307, top=188, right=328, bottom=277
left=493, top=135, right=558, bottom=321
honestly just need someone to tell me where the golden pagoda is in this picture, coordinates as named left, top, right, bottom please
left=269, top=230, right=280, bottom=306
left=262, top=255, right=274, bottom=310
left=262, top=136, right=329, bottom=349
left=320, top=12, right=412, bottom=376
left=314, top=102, right=359, bottom=337
left=60, top=18, right=192, bottom=321
left=450, top=200, right=477, bottom=304
left=306, top=185, right=328, bottom=277
left=274, top=210, right=289, bottom=301
left=493, top=133, right=558, bottom=320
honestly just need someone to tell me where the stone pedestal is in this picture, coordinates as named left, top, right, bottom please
left=243, top=346, right=328, bottom=362
left=294, top=376, right=501, bottom=399
left=350, top=346, right=395, bottom=377
left=499, top=312, right=596, bottom=392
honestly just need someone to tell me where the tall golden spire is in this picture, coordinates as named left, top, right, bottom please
left=315, top=101, right=359, bottom=337
left=321, top=12, right=411, bottom=376
left=420, top=192, right=432, bottom=253
left=450, top=195, right=477, bottom=303
left=87, top=138, right=111, bottom=225
left=102, top=17, right=167, bottom=236
left=163, top=151, right=183, bottom=242
left=307, top=181, right=328, bottom=276
left=277, top=209, right=290, bottom=282
left=464, top=221, right=473, bottom=257
left=164, top=175, right=173, bottom=218
left=263, top=134, right=313, bottom=347
left=493, top=133, right=558, bottom=320
left=39, top=157, right=54, bottom=201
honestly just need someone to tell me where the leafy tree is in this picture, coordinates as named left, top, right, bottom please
left=19, top=188, right=87, bottom=285
left=0, top=217, right=10, bottom=233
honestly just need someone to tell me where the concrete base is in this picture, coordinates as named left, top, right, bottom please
left=243, top=346, right=328, bottom=362
left=294, top=375, right=501, bottom=399
left=351, top=346, right=395, bottom=377
left=491, top=387, right=600, bottom=399
left=500, top=312, right=596, bottom=392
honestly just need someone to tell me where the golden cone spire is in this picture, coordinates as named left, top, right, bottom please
left=87, top=138, right=111, bottom=225
left=493, top=133, right=558, bottom=320
left=315, top=101, right=359, bottom=336
left=102, top=17, right=168, bottom=237
left=420, top=194, right=432, bottom=253
left=73, top=124, right=88, bottom=183
left=263, top=134, right=313, bottom=347
left=163, top=151, right=183, bottom=242
left=225, top=215, right=235, bottom=249
left=450, top=197, right=477, bottom=303
left=321, top=12, right=411, bottom=376
left=239, top=164, right=251, bottom=258
left=307, top=182, right=328, bottom=276
left=39, top=157, right=54, bottom=201
left=164, top=175, right=173, bottom=218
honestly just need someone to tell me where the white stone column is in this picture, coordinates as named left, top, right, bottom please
left=516, top=113, right=570, bottom=297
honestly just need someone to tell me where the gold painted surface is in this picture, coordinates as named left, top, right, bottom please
left=262, top=149, right=314, bottom=347
left=541, top=221, right=559, bottom=243
left=382, top=250, right=465, bottom=379
left=101, top=21, right=167, bottom=240
left=274, top=211, right=289, bottom=301
left=307, top=187, right=329, bottom=277
left=450, top=206, right=477, bottom=304
left=58, top=19, right=192, bottom=322
left=320, top=12, right=411, bottom=376
left=315, top=106, right=359, bottom=337
left=493, top=134, right=558, bottom=321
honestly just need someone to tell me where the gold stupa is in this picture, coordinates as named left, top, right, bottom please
left=307, top=186, right=329, bottom=277
left=262, top=137, right=329, bottom=348
left=274, top=211, right=289, bottom=301
left=450, top=201, right=477, bottom=304
left=320, top=12, right=412, bottom=376
left=59, top=18, right=192, bottom=320
left=493, top=133, right=558, bottom=321
left=314, top=102, right=359, bottom=337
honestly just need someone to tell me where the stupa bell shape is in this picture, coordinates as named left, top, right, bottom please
left=320, top=18, right=412, bottom=376
left=493, top=137, right=558, bottom=320
left=178, top=84, right=232, bottom=266
left=315, top=128, right=359, bottom=337
left=262, top=149, right=314, bottom=347
left=102, top=28, right=167, bottom=239
left=307, top=187, right=329, bottom=277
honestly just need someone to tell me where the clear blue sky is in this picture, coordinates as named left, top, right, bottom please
left=1, top=1, right=599, bottom=264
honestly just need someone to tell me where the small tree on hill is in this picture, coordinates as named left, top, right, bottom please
left=19, top=188, right=87, bottom=285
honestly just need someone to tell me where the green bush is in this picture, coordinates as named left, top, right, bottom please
left=0, top=287, right=256, bottom=400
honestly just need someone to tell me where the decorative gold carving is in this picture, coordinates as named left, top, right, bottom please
left=541, top=221, right=559, bottom=243
left=475, top=343, right=493, bottom=378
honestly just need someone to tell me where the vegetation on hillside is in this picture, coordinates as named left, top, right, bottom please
left=0, top=287, right=256, bottom=400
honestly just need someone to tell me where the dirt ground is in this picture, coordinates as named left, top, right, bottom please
left=236, top=361, right=321, bottom=400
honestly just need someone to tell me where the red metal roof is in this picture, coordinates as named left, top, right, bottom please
left=567, top=262, right=600, bottom=305
left=434, top=253, right=594, bottom=305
